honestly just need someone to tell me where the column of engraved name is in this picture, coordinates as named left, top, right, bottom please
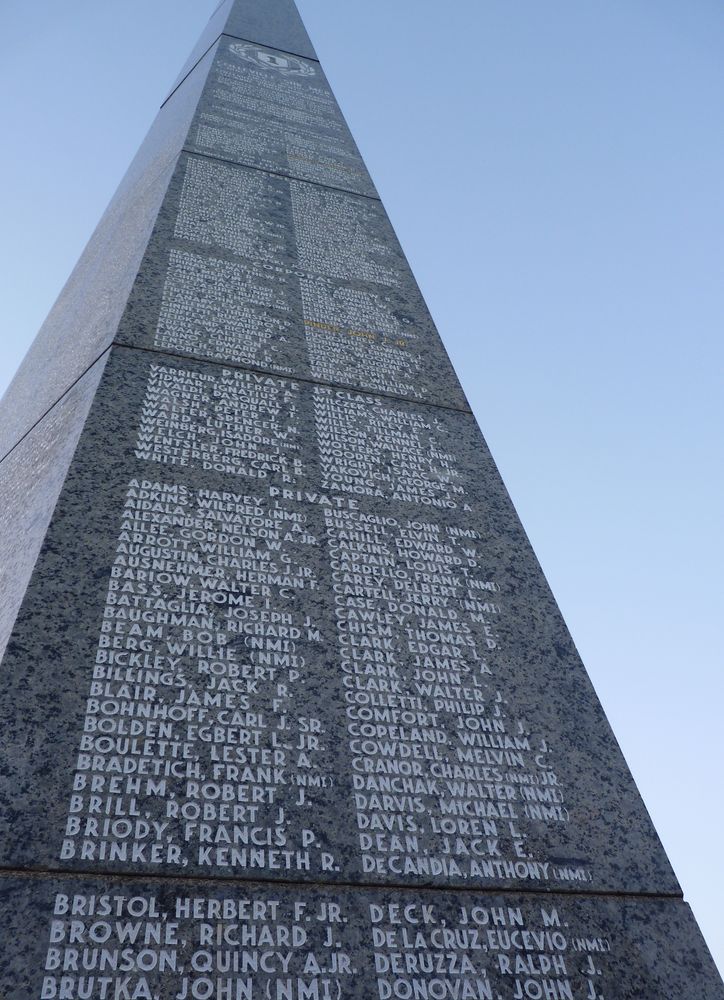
left=61, top=365, right=338, bottom=875
left=314, top=389, right=574, bottom=884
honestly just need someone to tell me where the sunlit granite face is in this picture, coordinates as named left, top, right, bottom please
left=0, top=47, right=221, bottom=462
left=0, top=352, right=109, bottom=662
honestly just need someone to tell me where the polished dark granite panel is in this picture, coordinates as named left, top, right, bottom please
left=0, top=347, right=678, bottom=895
left=115, top=154, right=467, bottom=410
left=0, top=45, right=218, bottom=461
left=185, top=36, right=377, bottom=197
left=223, top=0, right=317, bottom=60
left=0, top=352, right=109, bottom=663
left=0, top=874, right=721, bottom=1000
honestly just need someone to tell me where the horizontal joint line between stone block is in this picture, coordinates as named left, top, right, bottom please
left=0, top=865, right=685, bottom=905
left=0, top=346, right=113, bottom=469
left=113, top=341, right=473, bottom=416
left=180, top=146, right=381, bottom=202
left=160, top=36, right=223, bottom=111
left=218, top=32, right=320, bottom=65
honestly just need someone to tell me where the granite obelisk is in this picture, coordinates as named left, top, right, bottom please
left=0, top=1, right=721, bottom=996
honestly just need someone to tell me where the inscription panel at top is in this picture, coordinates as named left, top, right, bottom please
left=0, top=348, right=678, bottom=896
left=117, top=155, right=468, bottom=411
left=187, top=38, right=377, bottom=198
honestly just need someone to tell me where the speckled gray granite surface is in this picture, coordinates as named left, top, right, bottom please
left=166, top=1, right=237, bottom=100
left=0, top=347, right=679, bottom=896
left=0, top=351, right=109, bottom=662
left=0, top=874, right=721, bottom=1000
left=2, top=19, right=466, bottom=464
left=167, top=0, right=318, bottom=93
left=0, top=45, right=217, bottom=461
left=2, top=0, right=721, bottom=995
left=114, top=152, right=466, bottom=410
left=185, top=36, right=377, bottom=197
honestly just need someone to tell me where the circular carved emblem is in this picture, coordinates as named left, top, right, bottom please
left=229, top=42, right=316, bottom=77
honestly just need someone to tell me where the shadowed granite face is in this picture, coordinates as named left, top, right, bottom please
left=115, top=153, right=466, bottom=410
left=0, top=44, right=218, bottom=461
left=165, top=1, right=239, bottom=99
left=0, top=351, right=109, bottom=662
left=1, top=874, right=722, bottom=1000
left=0, top=347, right=679, bottom=895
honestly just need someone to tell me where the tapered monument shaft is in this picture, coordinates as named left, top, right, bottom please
left=0, top=1, right=721, bottom=996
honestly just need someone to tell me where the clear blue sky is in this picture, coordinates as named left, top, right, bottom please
left=1, top=0, right=722, bottom=973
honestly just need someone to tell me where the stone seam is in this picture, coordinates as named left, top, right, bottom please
left=0, top=865, right=685, bottom=904
left=161, top=29, right=321, bottom=112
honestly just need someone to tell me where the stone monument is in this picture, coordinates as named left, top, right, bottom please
left=0, top=1, right=721, bottom=996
